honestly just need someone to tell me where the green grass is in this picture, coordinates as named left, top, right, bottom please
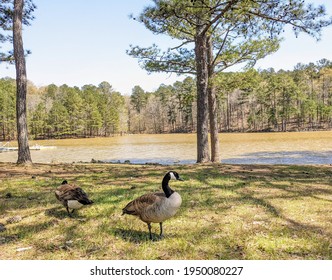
left=0, top=162, right=331, bottom=260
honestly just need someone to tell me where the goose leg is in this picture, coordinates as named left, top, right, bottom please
left=159, top=222, right=164, bottom=239
left=66, top=206, right=71, bottom=217
left=147, top=223, right=152, bottom=240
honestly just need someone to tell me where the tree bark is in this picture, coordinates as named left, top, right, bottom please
left=195, top=27, right=210, bottom=163
left=207, top=36, right=220, bottom=163
left=13, top=0, right=32, bottom=164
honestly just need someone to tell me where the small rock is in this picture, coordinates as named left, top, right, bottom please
left=6, top=216, right=23, bottom=224
left=5, top=193, right=12, bottom=198
left=0, top=235, right=18, bottom=244
left=0, top=223, right=6, bottom=232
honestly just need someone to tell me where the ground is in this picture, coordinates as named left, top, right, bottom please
left=0, top=162, right=331, bottom=260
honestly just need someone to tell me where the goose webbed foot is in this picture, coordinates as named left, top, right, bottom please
left=146, top=223, right=165, bottom=241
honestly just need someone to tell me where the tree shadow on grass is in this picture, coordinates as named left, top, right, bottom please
left=44, top=206, right=92, bottom=220
left=113, top=228, right=162, bottom=243
left=0, top=220, right=59, bottom=247
left=44, top=207, right=70, bottom=220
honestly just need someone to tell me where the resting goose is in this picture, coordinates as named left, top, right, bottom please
left=122, top=171, right=183, bottom=240
left=55, top=180, right=93, bottom=216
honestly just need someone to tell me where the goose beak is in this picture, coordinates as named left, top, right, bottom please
left=177, top=177, right=184, bottom=181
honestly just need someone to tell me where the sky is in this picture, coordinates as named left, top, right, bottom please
left=0, top=0, right=332, bottom=95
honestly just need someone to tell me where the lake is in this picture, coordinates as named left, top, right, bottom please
left=1, top=131, right=332, bottom=165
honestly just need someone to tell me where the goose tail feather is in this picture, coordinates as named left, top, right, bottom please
left=79, top=198, right=94, bottom=205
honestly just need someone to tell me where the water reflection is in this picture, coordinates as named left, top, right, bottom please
left=1, top=132, right=332, bottom=165
left=223, top=151, right=332, bottom=165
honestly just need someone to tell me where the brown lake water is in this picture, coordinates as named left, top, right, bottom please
left=1, top=131, right=332, bottom=165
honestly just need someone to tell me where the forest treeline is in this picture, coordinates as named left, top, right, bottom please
left=0, top=59, right=332, bottom=140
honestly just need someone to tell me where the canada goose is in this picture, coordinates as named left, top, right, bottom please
left=55, top=180, right=93, bottom=217
left=122, top=171, right=183, bottom=240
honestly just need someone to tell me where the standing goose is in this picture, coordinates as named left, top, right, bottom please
left=122, top=171, right=183, bottom=240
left=55, top=180, right=93, bottom=217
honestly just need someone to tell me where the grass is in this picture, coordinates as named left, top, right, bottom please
left=0, top=162, right=331, bottom=260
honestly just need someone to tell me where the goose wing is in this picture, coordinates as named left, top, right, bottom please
left=55, top=184, right=92, bottom=204
left=122, top=192, right=165, bottom=216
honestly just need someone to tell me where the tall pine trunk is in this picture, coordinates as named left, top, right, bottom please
left=195, top=27, right=210, bottom=163
left=207, top=36, right=220, bottom=163
left=13, top=0, right=32, bottom=164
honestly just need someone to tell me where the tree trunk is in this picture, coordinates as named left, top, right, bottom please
left=13, top=0, right=32, bottom=164
left=207, top=37, right=220, bottom=163
left=226, top=93, right=230, bottom=131
left=195, top=28, right=210, bottom=163
left=208, top=83, right=220, bottom=162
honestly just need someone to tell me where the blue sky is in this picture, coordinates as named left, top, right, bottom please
left=0, top=0, right=332, bottom=95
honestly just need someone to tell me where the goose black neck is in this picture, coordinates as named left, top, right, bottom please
left=162, top=176, right=174, bottom=198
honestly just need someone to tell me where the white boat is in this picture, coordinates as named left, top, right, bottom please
left=31, top=144, right=57, bottom=150
left=0, top=142, right=56, bottom=152
left=0, top=142, right=17, bottom=152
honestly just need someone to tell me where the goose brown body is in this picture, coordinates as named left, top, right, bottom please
left=55, top=180, right=93, bottom=216
left=122, top=171, right=183, bottom=239
left=123, top=191, right=182, bottom=223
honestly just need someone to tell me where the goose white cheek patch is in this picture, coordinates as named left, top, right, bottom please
left=170, top=172, right=176, bottom=180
